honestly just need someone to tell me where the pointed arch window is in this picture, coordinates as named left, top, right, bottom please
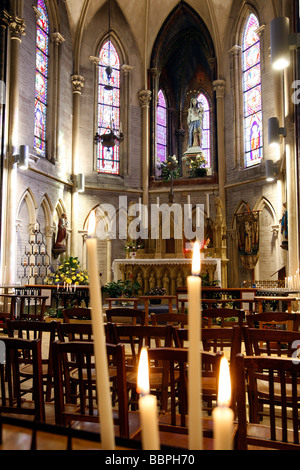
left=197, top=93, right=211, bottom=168
left=96, top=39, right=121, bottom=174
left=157, top=89, right=167, bottom=163
left=34, top=0, right=50, bottom=158
left=242, top=13, right=263, bottom=167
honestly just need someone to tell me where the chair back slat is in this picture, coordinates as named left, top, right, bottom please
left=52, top=340, right=130, bottom=438
left=236, top=353, right=300, bottom=450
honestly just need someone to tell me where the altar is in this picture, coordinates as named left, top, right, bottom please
left=112, top=258, right=222, bottom=296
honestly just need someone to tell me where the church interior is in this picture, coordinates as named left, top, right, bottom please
left=0, top=0, right=300, bottom=452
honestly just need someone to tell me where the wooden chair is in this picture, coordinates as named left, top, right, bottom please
left=57, top=322, right=94, bottom=343
left=0, top=337, right=45, bottom=443
left=6, top=319, right=58, bottom=402
left=52, top=340, right=140, bottom=440
left=138, top=348, right=223, bottom=449
left=62, top=307, right=91, bottom=323
left=236, top=353, right=300, bottom=450
left=202, top=308, right=245, bottom=330
left=107, top=324, right=176, bottom=409
left=105, top=308, right=145, bottom=325
left=150, top=313, right=188, bottom=328
left=243, top=325, right=300, bottom=423
left=246, top=312, right=300, bottom=332
left=176, top=326, right=241, bottom=414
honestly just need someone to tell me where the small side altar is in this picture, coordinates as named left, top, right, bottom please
left=112, top=258, right=221, bottom=296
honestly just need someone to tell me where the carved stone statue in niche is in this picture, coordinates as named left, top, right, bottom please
left=149, top=271, right=156, bottom=290
left=53, top=213, right=68, bottom=257
left=187, top=97, right=204, bottom=148
left=163, top=271, right=170, bottom=294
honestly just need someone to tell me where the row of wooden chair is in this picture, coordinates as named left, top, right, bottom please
left=2, top=312, right=300, bottom=449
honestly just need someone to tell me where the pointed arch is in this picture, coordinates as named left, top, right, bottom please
left=16, top=188, right=38, bottom=224
left=40, top=193, right=54, bottom=227
left=157, top=89, right=167, bottom=164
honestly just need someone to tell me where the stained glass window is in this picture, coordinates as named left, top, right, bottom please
left=157, top=89, right=167, bottom=163
left=96, top=40, right=120, bottom=174
left=197, top=93, right=210, bottom=168
left=242, top=13, right=263, bottom=167
left=34, top=0, right=49, bottom=158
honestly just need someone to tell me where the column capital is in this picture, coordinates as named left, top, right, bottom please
left=8, top=15, right=26, bottom=41
left=138, top=89, right=151, bottom=108
left=121, top=64, right=134, bottom=75
left=52, top=31, right=65, bottom=46
left=213, top=79, right=226, bottom=98
left=71, top=75, right=85, bottom=94
left=89, top=55, right=100, bottom=65
left=227, top=45, right=241, bottom=57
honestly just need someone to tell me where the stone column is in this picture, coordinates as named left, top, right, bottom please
left=138, top=89, right=152, bottom=208
left=70, top=74, right=84, bottom=257
left=227, top=46, right=242, bottom=168
left=213, top=79, right=226, bottom=218
left=121, top=64, right=134, bottom=175
left=5, top=15, right=25, bottom=284
left=51, top=32, right=65, bottom=162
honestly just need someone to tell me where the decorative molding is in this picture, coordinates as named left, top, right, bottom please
left=32, top=6, right=42, bottom=20
left=71, top=75, right=85, bottom=94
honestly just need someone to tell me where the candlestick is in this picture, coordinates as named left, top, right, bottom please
left=213, top=357, right=234, bottom=450
left=137, top=347, right=160, bottom=450
left=187, top=240, right=202, bottom=450
left=86, top=210, right=115, bottom=450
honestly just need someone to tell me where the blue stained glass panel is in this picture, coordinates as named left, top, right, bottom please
left=156, top=89, right=167, bottom=163
left=197, top=93, right=211, bottom=168
left=97, top=40, right=121, bottom=174
left=242, top=13, right=263, bottom=167
left=34, top=0, right=49, bottom=158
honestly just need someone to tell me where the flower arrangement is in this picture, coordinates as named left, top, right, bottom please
left=145, top=287, right=167, bottom=296
left=157, top=155, right=181, bottom=182
left=45, top=256, right=89, bottom=286
left=124, top=241, right=144, bottom=253
left=183, top=153, right=207, bottom=178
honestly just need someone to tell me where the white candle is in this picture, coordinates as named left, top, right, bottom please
left=187, top=241, right=202, bottom=450
left=86, top=210, right=115, bottom=450
left=213, top=357, right=234, bottom=450
left=137, top=347, right=160, bottom=450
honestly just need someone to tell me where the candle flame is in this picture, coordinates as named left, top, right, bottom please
left=192, top=241, right=201, bottom=275
left=137, top=347, right=150, bottom=395
left=218, top=357, right=231, bottom=407
left=88, top=210, right=96, bottom=237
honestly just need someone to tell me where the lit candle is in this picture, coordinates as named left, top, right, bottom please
left=137, top=347, right=160, bottom=450
left=187, top=240, right=202, bottom=450
left=86, top=210, right=115, bottom=450
left=213, top=357, right=234, bottom=450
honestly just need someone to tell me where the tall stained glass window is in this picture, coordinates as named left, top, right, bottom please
left=97, top=40, right=120, bottom=174
left=197, top=93, right=210, bottom=168
left=34, top=0, right=49, bottom=158
left=157, top=89, right=167, bottom=163
left=242, top=13, right=263, bottom=167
